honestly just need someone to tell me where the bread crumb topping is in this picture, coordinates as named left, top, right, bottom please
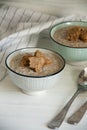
left=66, top=26, right=87, bottom=42
left=20, top=50, right=52, bottom=73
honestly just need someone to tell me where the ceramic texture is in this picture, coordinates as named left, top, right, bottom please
left=50, top=21, right=87, bottom=63
left=5, top=47, right=65, bottom=94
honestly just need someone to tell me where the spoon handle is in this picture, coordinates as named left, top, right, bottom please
left=47, top=89, right=80, bottom=129
left=67, top=101, right=87, bottom=124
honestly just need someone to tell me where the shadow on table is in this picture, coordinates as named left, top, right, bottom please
left=37, top=29, right=54, bottom=50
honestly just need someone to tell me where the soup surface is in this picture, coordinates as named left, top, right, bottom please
left=9, top=50, right=63, bottom=76
left=53, top=26, right=87, bottom=47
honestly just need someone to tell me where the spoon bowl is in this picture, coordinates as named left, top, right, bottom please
left=47, top=67, right=87, bottom=129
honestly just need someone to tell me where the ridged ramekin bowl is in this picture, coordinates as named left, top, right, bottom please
left=5, top=47, right=65, bottom=95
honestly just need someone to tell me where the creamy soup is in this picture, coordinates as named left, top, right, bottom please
left=10, top=51, right=63, bottom=76
left=53, top=26, right=87, bottom=47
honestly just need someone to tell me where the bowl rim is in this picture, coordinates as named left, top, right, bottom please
left=5, top=47, right=65, bottom=78
left=50, top=21, right=87, bottom=49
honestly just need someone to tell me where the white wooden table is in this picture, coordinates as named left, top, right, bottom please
left=0, top=62, right=87, bottom=130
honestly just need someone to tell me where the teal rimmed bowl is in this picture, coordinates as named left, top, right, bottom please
left=50, top=21, right=87, bottom=65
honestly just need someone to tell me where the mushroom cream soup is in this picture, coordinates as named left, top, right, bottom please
left=10, top=50, right=63, bottom=76
left=53, top=26, right=87, bottom=47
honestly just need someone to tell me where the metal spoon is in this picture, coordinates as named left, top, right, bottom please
left=47, top=68, right=87, bottom=129
left=67, top=101, right=87, bottom=125
left=0, top=65, right=7, bottom=81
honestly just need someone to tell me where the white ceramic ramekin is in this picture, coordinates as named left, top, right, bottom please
left=5, top=47, right=65, bottom=95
